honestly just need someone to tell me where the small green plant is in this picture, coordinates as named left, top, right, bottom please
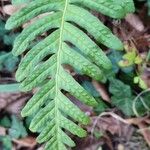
left=0, top=19, right=19, bottom=72
left=118, top=42, right=148, bottom=89
left=6, top=0, right=135, bottom=149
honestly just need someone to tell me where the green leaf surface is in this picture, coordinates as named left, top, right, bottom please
left=111, top=96, right=134, bottom=116
left=0, top=117, right=11, bottom=128
left=0, top=20, right=8, bottom=37
left=82, top=81, right=100, bottom=97
left=12, top=0, right=31, bottom=4
left=0, top=84, right=20, bottom=93
left=0, top=136, right=12, bottom=150
left=0, top=52, right=19, bottom=72
left=94, top=99, right=108, bottom=114
left=109, top=78, right=134, bottom=116
left=9, top=115, right=27, bottom=139
left=133, top=92, right=150, bottom=116
left=108, top=50, right=123, bottom=74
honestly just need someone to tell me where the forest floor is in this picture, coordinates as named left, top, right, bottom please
left=0, top=0, right=150, bottom=150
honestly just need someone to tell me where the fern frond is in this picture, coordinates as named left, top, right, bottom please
left=6, top=0, right=135, bottom=149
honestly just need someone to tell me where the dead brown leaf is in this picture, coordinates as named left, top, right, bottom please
left=90, top=116, right=133, bottom=140
left=138, top=122, right=150, bottom=147
left=0, top=126, right=6, bottom=136
left=142, top=67, right=150, bottom=88
left=126, top=117, right=150, bottom=147
left=13, top=136, right=37, bottom=148
left=2, top=5, right=21, bottom=15
left=0, top=92, right=31, bottom=116
left=92, top=80, right=111, bottom=103
left=125, top=14, right=145, bottom=32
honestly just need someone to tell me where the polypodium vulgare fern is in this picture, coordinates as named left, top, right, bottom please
left=6, top=0, right=135, bottom=149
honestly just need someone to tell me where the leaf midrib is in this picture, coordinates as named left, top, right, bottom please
left=54, top=0, right=68, bottom=148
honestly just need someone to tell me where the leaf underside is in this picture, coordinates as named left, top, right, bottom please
left=6, top=0, right=135, bottom=149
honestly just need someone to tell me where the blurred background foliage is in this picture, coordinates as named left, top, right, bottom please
left=0, top=0, right=150, bottom=150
